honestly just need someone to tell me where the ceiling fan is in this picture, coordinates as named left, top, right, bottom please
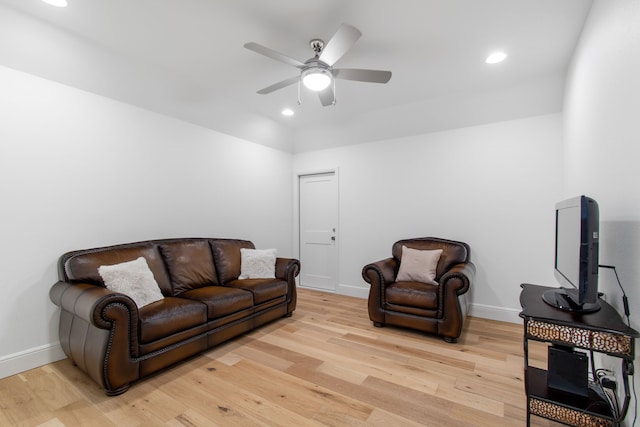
left=244, top=23, right=392, bottom=106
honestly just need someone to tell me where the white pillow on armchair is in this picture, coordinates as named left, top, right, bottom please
left=396, top=246, right=443, bottom=285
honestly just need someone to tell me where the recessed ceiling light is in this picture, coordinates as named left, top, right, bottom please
left=281, top=108, right=294, bottom=116
left=42, top=0, right=68, bottom=7
left=485, top=51, right=507, bottom=64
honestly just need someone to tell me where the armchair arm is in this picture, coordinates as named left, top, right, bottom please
left=362, top=257, right=398, bottom=324
left=275, top=257, right=301, bottom=314
left=437, top=261, right=476, bottom=339
left=362, top=258, right=397, bottom=286
left=439, top=262, right=475, bottom=297
left=49, top=280, right=141, bottom=395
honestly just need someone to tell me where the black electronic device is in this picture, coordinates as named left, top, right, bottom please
left=542, top=195, right=601, bottom=313
left=547, top=345, right=589, bottom=397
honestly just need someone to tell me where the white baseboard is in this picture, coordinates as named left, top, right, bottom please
left=0, top=343, right=65, bottom=379
left=298, top=283, right=370, bottom=299
left=468, top=303, right=522, bottom=324
left=336, top=283, right=369, bottom=299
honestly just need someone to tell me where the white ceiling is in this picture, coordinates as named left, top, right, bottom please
left=0, top=0, right=593, bottom=152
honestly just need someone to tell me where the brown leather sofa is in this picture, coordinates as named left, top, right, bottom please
left=362, top=237, right=475, bottom=343
left=49, top=238, right=299, bottom=395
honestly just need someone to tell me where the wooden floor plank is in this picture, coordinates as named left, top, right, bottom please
left=0, top=288, right=570, bottom=426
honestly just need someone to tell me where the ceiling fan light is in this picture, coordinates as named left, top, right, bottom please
left=302, top=68, right=332, bottom=91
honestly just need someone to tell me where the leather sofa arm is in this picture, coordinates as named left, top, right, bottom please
left=275, top=257, right=300, bottom=315
left=49, top=280, right=141, bottom=395
left=50, top=280, right=140, bottom=330
left=275, top=257, right=300, bottom=282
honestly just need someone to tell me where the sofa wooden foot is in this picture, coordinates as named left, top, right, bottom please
left=443, top=336, right=458, bottom=343
left=373, top=322, right=385, bottom=328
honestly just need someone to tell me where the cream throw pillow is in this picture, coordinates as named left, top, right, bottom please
left=396, top=246, right=443, bottom=285
left=239, top=248, right=277, bottom=279
left=98, top=257, right=164, bottom=308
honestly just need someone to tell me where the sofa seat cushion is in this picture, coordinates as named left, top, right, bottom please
left=385, top=281, right=439, bottom=310
left=138, top=297, right=207, bottom=344
left=178, top=286, right=253, bottom=319
left=225, top=278, right=288, bottom=304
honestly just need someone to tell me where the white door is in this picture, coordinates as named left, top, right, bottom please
left=299, top=172, right=338, bottom=291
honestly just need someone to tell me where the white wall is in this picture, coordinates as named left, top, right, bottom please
left=294, top=113, right=564, bottom=322
left=563, top=1, right=640, bottom=420
left=564, top=0, right=640, bottom=304
left=0, top=65, right=293, bottom=378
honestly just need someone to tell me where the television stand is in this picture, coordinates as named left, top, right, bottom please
left=542, top=287, right=601, bottom=313
left=520, top=283, right=638, bottom=427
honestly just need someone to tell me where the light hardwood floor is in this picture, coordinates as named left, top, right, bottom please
left=0, top=288, right=562, bottom=426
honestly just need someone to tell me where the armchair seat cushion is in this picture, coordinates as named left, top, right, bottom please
left=139, top=297, right=207, bottom=343
left=179, top=286, right=253, bottom=319
left=386, top=281, right=438, bottom=310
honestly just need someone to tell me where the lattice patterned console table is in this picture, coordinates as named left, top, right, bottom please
left=519, top=284, right=638, bottom=427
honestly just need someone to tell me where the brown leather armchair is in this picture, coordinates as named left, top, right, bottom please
left=362, top=237, right=475, bottom=343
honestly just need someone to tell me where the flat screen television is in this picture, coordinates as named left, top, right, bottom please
left=542, top=195, right=601, bottom=313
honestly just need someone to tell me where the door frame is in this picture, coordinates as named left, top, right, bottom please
left=294, top=168, right=340, bottom=290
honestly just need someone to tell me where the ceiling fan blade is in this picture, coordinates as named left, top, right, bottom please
left=244, top=42, right=305, bottom=68
left=256, top=76, right=299, bottom=94
left=318, top=87, right=335, bottom=106
left=318, top=24, right=362, bottom=66
left=334, top=68, right=392, bottom=84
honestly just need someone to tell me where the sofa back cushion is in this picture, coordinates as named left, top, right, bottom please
left=159, top=240, right=218, bottom=295
left=392, top=237, right=470, bottom=280
left=210, top=239, right=255, bottom=284
left=62, top=243, right=173, bottom=296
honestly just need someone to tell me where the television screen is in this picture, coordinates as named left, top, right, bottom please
left=542, top=195, right=600, bottom=313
